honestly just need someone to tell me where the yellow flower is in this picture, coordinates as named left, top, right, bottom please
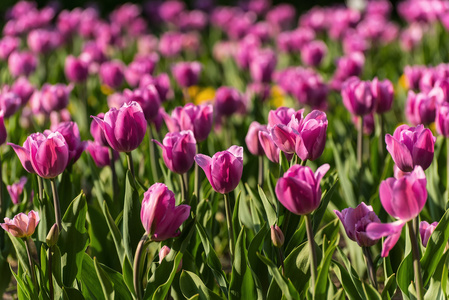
left=101, top=84, right=115, bottom=95
left=188, top=86, right=216, bottom=105
left=269, top=85, right=285, bottom=108
left=399, top=74, right=408, bottom=90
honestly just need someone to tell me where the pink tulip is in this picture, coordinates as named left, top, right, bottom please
left=245, top=121, right=267, bottom=156
left=341, top=77, right=374, bottom=116
left=140, top=183, right=190, bottom=241
left=436, top=102, right=449, bottom=137
left=154, top=131, right=197, bottom=174
left=268, top=107, right=303, bottom=128
left=275, top=164, right=330, bottom=215
left=139, top=73, right=173, bottom=102
left=0, top=91, right=21, bottom=118
left=295, top=110, right=328, bottom=161
left=1, top=210, right=39, bottom=238
left=172, top=61, right=202, bottom=88
left=249, top=49, right=277, bottom=84
left=371, top=77, right=394, bottom=114
left=158, top=32, right=183, bottom=58
left=258, top=130, right=283, bottom=163
left=86, top=141, right=118, bottom=168
left=335, top=202, right=380, bottom=247
left=270, top=123, right=299, bottom=154
left=99, top=60, right=125, bottom=89
left=214, top=87, right=244, bottom=117
left=7, top=177, right=27, bottom=205
left=162, top=103, right=213, bottom=142
left=366, top=166, right=427, bottom=257
left=385, top=124, right=435, bottom=172
left=301, top=40, right=327, bottom=67
left=0, top=36, right=20, bottom=60
left=40, top=83, right=73, bottom=113
left=0, top=112, right=6, bottom=145
left=12, top=77, right=35, bottom=105
left=90, top=113, right=109, bottom=147
left=404, top=65, right=424, bottom=90
left=123, top=86, right=161, bottom=122
left=92, top=101, right=147, bottom=153
left=405, top=91, right=436, bottom=126
left=125, top=54, right=159, bottom=87
left=49, top=122, right=86, bottom=165
left=65, top=55, right=89, bottom=83
left=195, top=146, right=243, bottom=194
left=420, top=221, right=438, bottom=247
left=158, top=245, right=183, bottom=271
left=27, top=29, right=60, bottom=54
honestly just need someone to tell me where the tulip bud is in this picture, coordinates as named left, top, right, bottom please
left=271, top=225, right=285, bottom=248
left=46, top=223, right=59, bottom=247
left=0, top=92, right=21, bottom=118
left=371, top=77, right=394, bottom=114
left=1, top=210, right=40, bottom=238
left=7, top=177, right=27, bottom=205
left=65, top=55, right=89, bottom=83
left=154, top=131, right=197, bottom=174
left=245, top=122, right=267, bottom=156
left=172, top=61, right=202, bottom=88
left=125, top=54, right=158, bottom=87
left=99, top=60, right=125, bottom=89
left=301, top=40, right=327, bottom=67
left=419, top=221, right=438, bottom=247
left=158, top=245, right=183, bottom=272
left=341, top=77, right=374, bottom=116
left=12, top=77, right=35, bottom=105
left=214, top=87, right=244, bottom=117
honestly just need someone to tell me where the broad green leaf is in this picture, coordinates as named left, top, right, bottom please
left=283, top=241, right=313, bottom=293
left=63, top=287, right=85, bottom=300
left=336, top=247, right=366, bottom=298
left=396, top=252, right=413, bottom=298
left=123, top=171, right=144, bottom=264
left=180, top=270, right=224, bottom=300
left=332, top=260, right=361, bottom=300
left=6, top=232, right=30, bottom=277
left=59, top=193, right=89, bottom=287
left=80, top=253, right=104, bottom=300
left=229, top=228, right=253, bottom=300
left=102, top=200, right=125, bottom=266
left=381, top=274, right=397, bottom=300
left=94, top=257, right=115, bottom=300
left=247, top=223, right=269, bottom=300
left=315, top=242, right=337, bottom=298
left=10, top=263, right=30, bottom=299
left=257, top=186, right=276, bottom=226
left=122, top=255, right=135, bottom=297
left=231, top=192, right=242, bottom=247
left=363, top=283, right=382, bottom=300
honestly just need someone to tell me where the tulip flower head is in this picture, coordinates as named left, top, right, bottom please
left=195, top=146, right=243, bottom=194
left=366, top=166, right=427, bottom=257
left=154, top=130, right=197, bottom=174
left=436, top=102, right=449, bottom=137
left=92, top=101, right=147, bottom=153
left=49, top=122, right=87, bottom=165
left=371, top=77, right=394, bottom=114
left=141, top=183, right=191, bottom=241
left=276, top=164, right=330, bottom=215
left=87, top=141, right=118, bottom=168
left=335, top=202, right=380, bottom=247
left=0, top=111, right=6, bottom=145
left=295, top=110, right=328, bottom=161
left=245, top=121, right=267, bottom=156
left=172, top=61, right=202, bottom=88
left=65, top=55, right=89, bottom=83
left=7, top=177, right=27, bottom=205
left=385, top=124, right=435, bottom=172
left=214, top=87, right=244, bottom=117
left=1, top=210, right=39, bottom=238
left=341, top=77, right=374, bottom=116
left=419, top=221, right=438, bottom=247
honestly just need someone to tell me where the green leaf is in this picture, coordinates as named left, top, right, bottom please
left=59, top=193, right=89, bottom=287
left=396, top=252, right=413, bottom=298
left=336, top=247, right=366, bottom=299
left=421, top=208, right=449, bottom=286
left=257, top=185, right=276, bottom=226
left=232, top=192, right=242, bottom=247
left=122, top=255, right=135, bottom=297
left=315, top=242, right=337, bottom=298
left=6, top=232, right=30, bottom=277
left=94, top=257, right=115, bottom=300
left=63, top=287, right=85, bottom=300
left=283, top=241, right=312, bottom=293
left=95, top=257, right=133, bottom=300
left=180, top=270, right=224, bottom=300
left=363, top=283, right=382, bottom=300
left=195, top=222, right=228, bottom=296
left=0, top=252, right=11, bottom=296
left=102, top=200, right=126, bottom=266
left=10, top=263, right=30, bottom=299
left=332, top=260, right=361, bottom=300
left=313, top=173, right=339, bottom=233
left=230, top=227, right=253, bottom=300
left=381, top=274, right=397, bottom=300
left=247, top=223, right=270, bottom=300
left=80, top=253, right=104, bottom=300
left=123, top=171, right=144, bottom=264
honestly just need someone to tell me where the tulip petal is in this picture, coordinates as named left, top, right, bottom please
left=276, top=177, right=315, bottom=215
left=8, top=143, right=35, bottom=174
left=412, top=129, right=435, bottom=170
left=227, top=145, right=243, bottom=160
left=385, top=134, right=414, bottom=172
left=195, top=154, right=214, bottom=190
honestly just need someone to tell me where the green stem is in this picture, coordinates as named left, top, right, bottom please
left=25, top=237, right=37, bottom=291
left=362, top=247, right=378, bottom=290
left=378, top=114, right=385, bottom=159
left=305, top=214, right=317, bottom=296
left=37, top=175, right=44, bottom=202
left=133, top=234, right=149, bottom=300
left=194, top=143, right=201, bottom=200
left=109, top=148, right=119, bottom=203
left=277, top=247, right=285, bottom=276
left=50, top=178, right=61, bottom=231
left=408, top=219, right=424, bottom=300
left=224, top=193, right=235, bottom=260
left=301, top=158, right=308, bottom=167
left=126, top=152, right=135, bottom=178
left=357, top=117, right=364, bottom=169
left=148, top=124, right=159, bottom=183
left=258, top=156, right=264, bottom=187
left=48, top=246, right=54, bottom=300
left=179, top=174, right=188, bottom=203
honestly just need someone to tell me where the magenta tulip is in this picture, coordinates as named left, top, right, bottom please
left=40, top=83, right=73, bottom=113
left=405, top=91, right=436, bottom=126
left=295, top=110, right=328, bottom=161
left=172, top=61, right=202, bottom=88
left=245, top=121, right=267, bottom=156
left=436, top=102, right=449, bottom=137
left=162, top=103, right=213, bottom=142
left=258, top=130, right=284, bottom=163
left=0, top=91, right=21, bottom=118
left=270, top=121, right=299, bottom=155
left=49, top=122, right=87, bottom=164
left=249, top=49, right=277, bottom=83
left=341, top=77, right=374, bottom=116
left=366, top=166, right=427, bottom=257
left=123, top=86, right=161, bottom=122
left=301, top=40, right=327, bottom=67
left=99, top=60, right=125, bottom=89
left=12, top=77, right=35, bottom=105
left=335, top=202, right=380, bottom=247
left=8, top=51, right=37, bottom=77
left=371, top=77, right=394, bottom=114
left=92, top=101, right=147, bottom=153
left=90, top=113, right=109, bottom=147
left=276, top=164, right=330, bottom=215
left=0, top=112, right=6, bottom=146
left=1, top=210, right=39, bottom=238
left=7, top=177, right=27, bottom=205
left=64, top=55, right=89, bottom=83
left=195, top=146, right=243, bottom=194
left=154, top=131, right=197, bottom=174
left=214, top=87, right=244, bottom=117
left=268, top=107, right=303, bottom=128
left=86, top=141, right=118, bottom=168
left=140, top=183, right=190, bottom=241
left=420, top=221, right=438, bottom=247
left=125, top=54, right=159, bottom=87
left=385, top=124, right=435, bottom=172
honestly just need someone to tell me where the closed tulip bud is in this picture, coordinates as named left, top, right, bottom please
left=50, top=122, right=87, bottom=164
left=214, top=87, right=244, bottom=117
left=172, top=61, right=202, bottom=88
left=275, top=164, right=330, bottom=215
left=65, top=55, right=89, bottom=83
left=295, top=110, right=327, bottom=161
left=40, top=83, right=73, bottom=113
left=405, top=91, right=436, bottom=126
left=0, top=112, right=6, bottom=146
left=163, top=103, right=213, bottom=142
left=90, top=113, right=109, bottom=146
left=419, top=221, right=438, bottom=247
left=385, top=124, right=435, bottom=172
left=372, top=77, right=394, bottom=114
left=271, top=224, right=285, bottom=248
left=99, top=60, right=125, bottom=89
left=341, top=77, right=374, bottom=116
left=92, top=101, right=147, bottom=153
left=86, top=141, right=118, bottom=168
left=0, top=36, right=20, bottom=61
left=8, top=51, right=37, bottom=77
left=27, top=29, right=60, bottom=54
left=139, top=73, right=173, bottom=102
left=123, top=85, right=161, bottom=122
left=12, top=77, right=35, bottom=105
left=301, top=40, right=327, bottom=67
left=436, top=103, right=449, bottom=137
left=158, top=245, right=183, bottom=271
left=246, top=121, right=267, bottom=156
left=195, top=146, right=243, bottom=194
left=154, top=130, right=197, bottom=174
left=404, top=65, right=424, bottom=90
left=335, top=202, right=380, bottom=247
left=125, top=54, right=159, bottom=87
left=249, top=49, right=277, bottom=83
left=46, top=223, right=59, bottom=247
left=141, top=183, right=190, bottom=241
left=7, top=177, right=27, bottom=205
left=1, top=210, right=39, bottom=238
left=0, top=92, right=21, bottom=118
